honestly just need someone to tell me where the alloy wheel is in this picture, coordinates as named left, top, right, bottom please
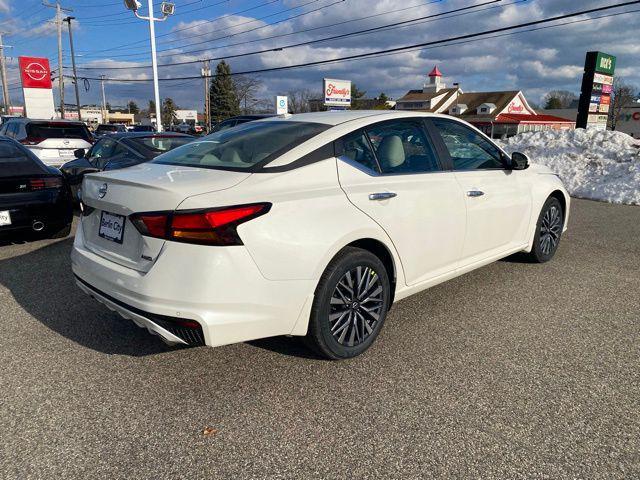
left=329, top=266, right=384, bottom=347
left=539, top=205, right=562, bottom=255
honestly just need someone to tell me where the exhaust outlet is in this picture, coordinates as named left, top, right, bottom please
left=32, top=220, right=45, bottom=232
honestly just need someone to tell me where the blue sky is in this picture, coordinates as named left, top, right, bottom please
left=1, top=0, right=639, bottom=111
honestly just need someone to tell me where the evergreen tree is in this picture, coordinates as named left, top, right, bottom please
left=148, top=99, right=156, bottom=112
left=374, top=92, right=391, bottom=109
left=127, top=101, right=140, bottom=114
left=350, top=84, right=367, bottom=109
left=161, top=98, right=178, bottom=128
left=209, top=60, right=240, bottom=123
left=544, top=96, right=563, bottom=109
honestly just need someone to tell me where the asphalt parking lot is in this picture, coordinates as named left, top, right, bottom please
left=1, top=198, right=638, bottom=479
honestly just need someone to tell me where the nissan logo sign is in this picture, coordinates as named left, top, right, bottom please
left=98, top=183, right=108, bottom=199
left=24, top=62, right=48, bottom=81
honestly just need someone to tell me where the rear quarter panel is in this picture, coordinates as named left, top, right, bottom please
left=176, top=158, right=404, bottom=284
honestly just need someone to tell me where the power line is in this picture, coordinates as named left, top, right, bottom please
left=74, top=0, right=229, bottom=22
left=72, top=0, right=509, bottom=70
left=75, top=0, right=347, bottom=60
left=154, top=0, right=333, bottom=48
left=72, top=0, right=444, bottom=63
left=73, top=0, right=303, bottom=54
left=78, top=0, right=280, bottom=28
left=67, top=1, right=640, bottom=83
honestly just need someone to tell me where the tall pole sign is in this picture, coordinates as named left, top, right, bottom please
left=576, top=51, right=616, bottom=131
left=18, top=56, right=55, bottom=119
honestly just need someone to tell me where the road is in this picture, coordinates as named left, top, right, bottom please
left=1, top=198, right=639, bottom=479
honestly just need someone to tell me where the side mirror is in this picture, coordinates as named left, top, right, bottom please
left=510, top=151, right=529, bottom=170
left=74, top=148, right=86, bottom=159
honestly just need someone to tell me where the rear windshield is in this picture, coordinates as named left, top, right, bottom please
left=96, top=125, right=118, bottom=132
left=0, top=141, right=45, bottom=176
left=27, top=122, right=92, bottom=142
left=151, top=121, right=328, bottom=171
left=132, top=125, right=154, bottom=132
left=127, top=136, right=193, bottom=155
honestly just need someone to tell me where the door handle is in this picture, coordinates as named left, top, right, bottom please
left=368, top=192, right=397, bottom=201
left=466, top=190, right=485, bottom=197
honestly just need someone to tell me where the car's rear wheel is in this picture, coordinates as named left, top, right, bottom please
left=305, top=247, right=391, bottom=360
left=527, top=196, right=564, bottom=263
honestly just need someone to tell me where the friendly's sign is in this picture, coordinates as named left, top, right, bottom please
left=18, top=56, right=55, bottom=119
left=324, top=78, right=351, bottom=107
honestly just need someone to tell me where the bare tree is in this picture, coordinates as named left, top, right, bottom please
left=609, top=77, right=638, bottom=130
left=542, top=90, right=577, bottom=109
left=286, top=88, right=315, bottom=113
left=233, top=75, right=263, bottom=114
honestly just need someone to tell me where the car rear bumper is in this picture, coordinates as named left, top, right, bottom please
left=71, top=221, right=315, bottom=347
left=0, top=189, right=73, bottom=235
left=75, top=275, right=203, bottom=346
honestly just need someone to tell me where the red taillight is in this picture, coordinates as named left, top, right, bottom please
left=21, top=137, right=45, bottom=146
left=132, top=213, right=169, bottom=238
left=29, top=177, right=63, bottom=190
left=130, top=203, right=271, bottom=246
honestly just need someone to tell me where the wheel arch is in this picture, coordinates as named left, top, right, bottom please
left=345, top=238, right=398, bottom=306
left=549, top=189, right=568, bottom=222
left=524, top=187, right=570, bottom=253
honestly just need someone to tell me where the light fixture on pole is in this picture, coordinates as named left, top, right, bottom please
left=124, top=0, right=174, bottom=132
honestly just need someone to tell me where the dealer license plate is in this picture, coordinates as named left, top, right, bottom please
left=0, top=210, right=11, bottom=226
left=98, top=211, right=126, bottom=244
left=59, top=149, right=75, bottom=157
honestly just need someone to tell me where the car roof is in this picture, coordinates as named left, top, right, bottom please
left=105, top=132, right=192, bottom=140
left=6, top=117, right=87, bottom=125
left=257, top=110, right=439, bottom=126
left=226, top=114, right=277, bottom=121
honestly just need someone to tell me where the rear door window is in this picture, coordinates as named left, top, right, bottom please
left=365, top=120, right=441, bottom=174
left=337, top=130, right=379, bottom=173
left=0, top=141, right=45, bottom=176
left=27, top=122, right=92, bottom=142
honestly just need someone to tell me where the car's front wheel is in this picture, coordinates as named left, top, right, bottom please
left=527, top=196, right=564, bottom=263
left=306, top=247, right=391, bottom=360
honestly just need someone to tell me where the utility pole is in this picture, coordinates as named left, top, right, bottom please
left=43, top=2, right=72, bottom=119
left=100, top=74, right=107, bottom=123
left=64, top=17, right=81, bottom=121
left=0, top=33, right=11, bottom=115
left=201, top=60, right=211, bottom=132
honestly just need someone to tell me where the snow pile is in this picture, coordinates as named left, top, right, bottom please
left=497, top=129, right=640, bottom=205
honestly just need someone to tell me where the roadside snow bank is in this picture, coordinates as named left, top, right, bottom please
left=497, top=129, right=640, bottom=205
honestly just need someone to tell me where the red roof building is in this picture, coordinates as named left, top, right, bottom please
left=396, top=65, right=575, bottom=138
left=428, top=66, right=443, bottom=77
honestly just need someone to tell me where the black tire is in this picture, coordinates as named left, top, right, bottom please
left=526, top=196, right=564, bottom=263
left=305, top=246, right=391, bottom=360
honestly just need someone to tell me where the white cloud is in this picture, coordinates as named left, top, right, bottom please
left=57, top=0, right=640, bottom=108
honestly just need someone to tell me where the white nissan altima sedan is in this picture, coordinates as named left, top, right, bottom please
left=72, top=111, right=569, bottom=359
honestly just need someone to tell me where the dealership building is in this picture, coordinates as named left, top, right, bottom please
left=396, top=66, right=574, bottom=138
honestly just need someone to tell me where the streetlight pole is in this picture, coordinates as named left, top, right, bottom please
left=64, top=16, right=81, bottom=121
left=124, top=0, right=174, bottom=133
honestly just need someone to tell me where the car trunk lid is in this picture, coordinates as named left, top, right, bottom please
left=80, top=163, right=250, bottom=272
